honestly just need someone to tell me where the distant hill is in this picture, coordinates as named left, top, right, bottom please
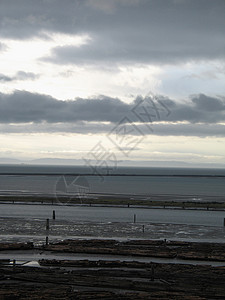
left=30, top=158, right=84, bottom=165
left=0, top=158, right=22, bottom=164
left=0, top=157, right=224, bottom=169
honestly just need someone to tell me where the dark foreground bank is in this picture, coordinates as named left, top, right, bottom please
left=0, top=239, right=225, bottom=299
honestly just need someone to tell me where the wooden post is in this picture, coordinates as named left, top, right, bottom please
left=46, top=236, right=49, bottom=246
left=52, top=210, right=55, bottom=220
left=128, top=203, right=130, bottom=208
left=46, top=218, right=50, bottom=230
left=142, top=225, right=145, bottom=233
left=134, top=214, right=136, bottom=223
left=151, top=263, right=155, bottom=281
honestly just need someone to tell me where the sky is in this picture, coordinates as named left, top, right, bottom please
left=0, top=0, right=224, bottom=167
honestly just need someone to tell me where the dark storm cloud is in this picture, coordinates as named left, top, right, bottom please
left=0, top=0, right=224, bottom=64
left=0, top=91, right=128, bottom=123
left=0, top=71, right=39, bottom=82
left=45, top=31, right=225, bottom=65
left=0, top=91, right=224, bottom=127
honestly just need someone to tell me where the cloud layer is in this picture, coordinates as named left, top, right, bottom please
left=0, top=71, right=39, bottom=82
left=0, top=0, right=224, bottom=65
left=0, top=1, right=224, bottom=164
left=0, top=91, right=224, bottom=135
left=0, top=121, right=225, bottom=138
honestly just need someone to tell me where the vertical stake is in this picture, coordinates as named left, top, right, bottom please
left=46, top=218, right=50, bottom=230
left=151, top=263, right=155, bottom=281
left=53, top=210, right=55, bottom=220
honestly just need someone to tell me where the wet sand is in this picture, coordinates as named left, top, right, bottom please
left=1, top=201, right=225, bottom=298
left=1, top=239, right=225, bottom=299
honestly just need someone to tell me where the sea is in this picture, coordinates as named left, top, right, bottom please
left=0, top=164, right=224, bottom=202
left=1, top=164, right=225, bottom=244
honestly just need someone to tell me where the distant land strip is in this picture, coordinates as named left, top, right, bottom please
left=0, top=173, right=224, bottom=177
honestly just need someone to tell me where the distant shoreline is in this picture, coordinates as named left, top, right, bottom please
left=0, top=173, right=225, bottom=177
left=0, top=194, right=225, bottom=210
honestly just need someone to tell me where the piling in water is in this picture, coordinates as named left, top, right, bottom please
left=46, top=219, right=50, bottom=230
left=53, top=210, right=55, bottom=220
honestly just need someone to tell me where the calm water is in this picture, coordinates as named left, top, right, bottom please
left=1, top=165, right=225, bottom=246
left=0, top=165, right=224, bottom=198
left=1, top=203, right=225, bottom=226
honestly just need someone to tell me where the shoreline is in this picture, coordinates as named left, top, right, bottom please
left=1, top=195, right=225, bottom=211
left=1, top=172, right=225, bottom=177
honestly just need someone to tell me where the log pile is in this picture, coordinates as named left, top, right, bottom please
left=0, top=261, right=225, bottom=299
left=0, top=239, right=225, bottom=299
left=0, top=242, right=34, bottom=251
left=44, top=239, right=225, bottom=261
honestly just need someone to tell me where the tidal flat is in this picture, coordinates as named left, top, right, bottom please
left=1, top=239, right=225, bottom=299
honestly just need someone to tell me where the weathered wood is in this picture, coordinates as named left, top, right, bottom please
left=43, top=239, right=225, bottom=261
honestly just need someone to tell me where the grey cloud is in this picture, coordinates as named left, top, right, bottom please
left=85, top=0, right=142, bottom=14
left=166, top=94, right=225, bottom=123
left=191, top=94, right=225, bottom=112
left=144, top=123, right=225, bottom=137
left=183, top=71, right=219, bottom=80
left=0, top=91, right=128, bottom=123
left=0, top=0, right=82, bottom=39
left=45, top=30, right=225, bottom=65
left=0, top=74, right=13, bottom=82
left=0, top=71, right=39, bottom=82
left=0, top=91, right=224, bottom=126
left=0, top=42, right=7, bottom=51
left=0, top=122, right=225, bottom=138
left=16, top=71, right=39, bottom=80
left=0, top=0, right=224, bottom=64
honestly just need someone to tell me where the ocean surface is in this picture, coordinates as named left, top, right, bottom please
left=1, top=165, right=225, bottom=245
left=1, top=204, right=225, bottom=244
left=0, top=164, right=225, bottom=201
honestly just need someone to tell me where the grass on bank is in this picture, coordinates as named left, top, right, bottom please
left=0, top=195, right=225, bottom=210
